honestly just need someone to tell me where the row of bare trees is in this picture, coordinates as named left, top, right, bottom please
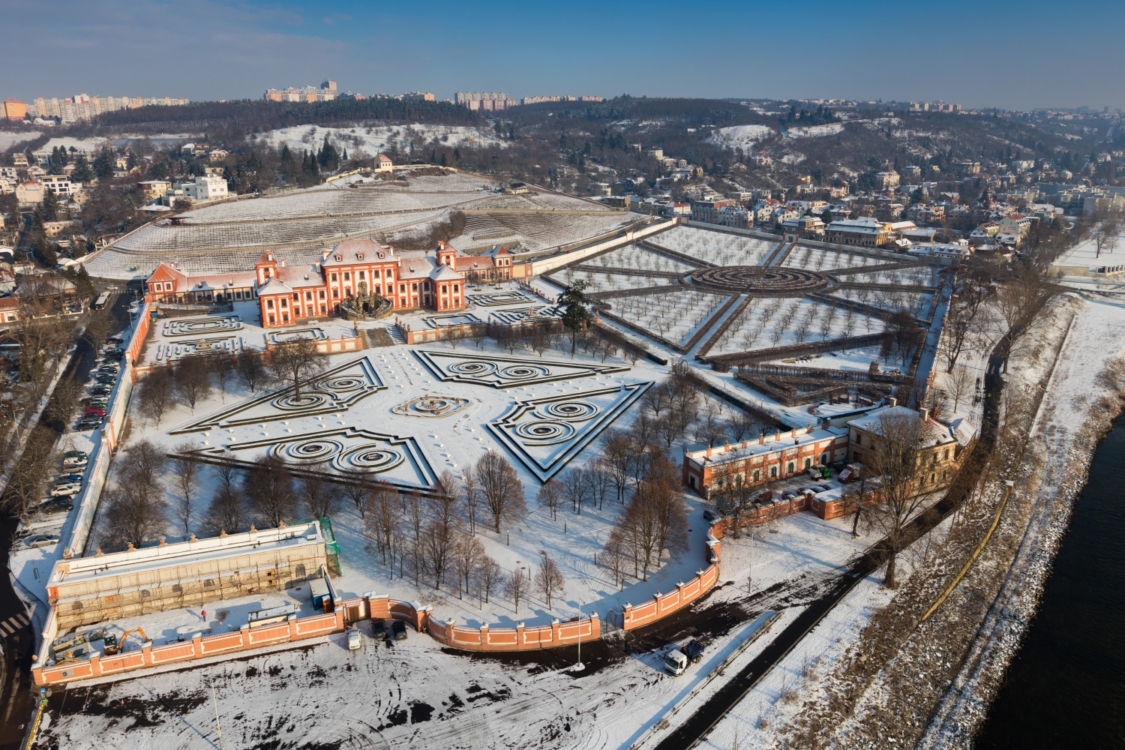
left=137, top=339, right=328, bottom=425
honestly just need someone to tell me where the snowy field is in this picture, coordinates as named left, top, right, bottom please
left=786, top=123, right=845, bottom=138
left=1051, top=232, right=1125, bottom=269
left=831, top=287, right=934, bottom=318
left=549, top=267, right=677, bottom=293
left=606, top=290, right=731, bottom=347
left=707, top=124, right=776, bottom=151
left=708, top=297, right=886, bottom=357
left=650, top=226, right=776, bottom=267
left=0, top=130, right=42, bottom=151
left=841, top=266, right=942, bottom=286
left=781, top=246, right=886, bottom=272
left=584, top=243, right=697, bottom=273
left=251, top=124, right=507, bottom=157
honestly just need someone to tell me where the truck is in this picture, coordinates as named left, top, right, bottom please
left=664, top=639, right=705, bottom=676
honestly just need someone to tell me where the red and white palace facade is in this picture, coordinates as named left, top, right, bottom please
left=144, top=239, right=513, bottom=328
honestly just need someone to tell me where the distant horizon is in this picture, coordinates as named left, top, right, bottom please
left=5, top=0, right=1125, bottom=112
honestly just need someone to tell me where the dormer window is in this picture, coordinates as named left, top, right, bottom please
left=335, top=254, right=342, bottom=262
left=356, top=253, right=363, bottom=260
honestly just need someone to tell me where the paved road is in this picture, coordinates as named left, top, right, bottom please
left=0, top=291, right=132, bottom=748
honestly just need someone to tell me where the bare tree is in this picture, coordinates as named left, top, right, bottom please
left=476, top=556, right=502, bottom=606
left=462, top=470, right=481, bottom=535
left=585, top=462, right=612, bottom=510
left=365, top=483, right=400, bottom=568
left=506, top=566, right=528, bottom=614
left=174, top=354, right=212, bottom=411
left=474, top=452, right=527, bottom=533
left=122, top=440, right=167, bottom=489
left=727, top=409, right=758, bottom=443
left=267, top=339, right=328, bottom=399
left=1093, top=217, right=1121, bottom=258
left=169, top=444, right=201, bottom=536
left=299, top=473, right=339, bottom=519
left=99, top=486, right=167, bottom=551
left=202, top=484, right=247, bottom=536
left=535, top=552, right=566, bottom=610
left=561, top=468, right=589, bottom=515
left=948, top=364, right=973, bottom=412
left=45, top=377, right=83, bottom=428
left=82, top=310, right=113, bottom=352
left=210, top=353, right=237, bottom=397
left=537, top=479, right=564, bottom=521
left=453, top=534, right=485, bottom=600
left=600, top=429, right=633, bottom=503
left=236, top=349, right=267, bottom=392
left=602, top=526, right=628, bottom=587
left=863, top=410, right=925, bottom=588
left=340, top=481, right=370, bottom=519
left=212, top=461, right=241, bottom=496
left=138, top=368, right=174, bottom=426
left=244, top=455, right=296, bottom=528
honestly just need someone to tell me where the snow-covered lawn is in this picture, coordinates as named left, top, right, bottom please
left=841, top=266, right=942, bottom=286
left=584, top=243, right=696, bottom=273
left=708, top=297, right=886, bottom=357
left=607, top=290, right=730, bottom=347
left=650, top=226, right=775, bottom=267
left=831, top=287, right=934, bottom=318
left=549, top=267, right=677, bottom=293
left=781, top=246, right=885, bottom=272
left=0, top=130, right=42, bottom=151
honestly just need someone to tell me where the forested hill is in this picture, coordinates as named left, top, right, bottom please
left=67, top=97, right=481, bottom=141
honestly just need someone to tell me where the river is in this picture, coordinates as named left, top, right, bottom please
left=975, top=416, right=1125, bottom=748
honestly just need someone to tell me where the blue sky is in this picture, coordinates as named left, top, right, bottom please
left=5, top=0, right=1125, bottom=110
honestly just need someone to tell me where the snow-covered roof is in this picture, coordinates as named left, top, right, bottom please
left=258, top=277, right=294, bottom=295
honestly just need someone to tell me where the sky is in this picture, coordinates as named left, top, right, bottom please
left=4, top=0, right=1125, bottom=112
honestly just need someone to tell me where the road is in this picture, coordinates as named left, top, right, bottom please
left=652, top=331, right=1008, bottom=749
left=0, top=291, right=132, bottom=749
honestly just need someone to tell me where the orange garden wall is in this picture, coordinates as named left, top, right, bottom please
left=36, top=520, right=729, bottom=684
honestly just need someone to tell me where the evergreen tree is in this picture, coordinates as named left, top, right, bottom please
left=75, top=266, right=95, bottom=298
left=93, top=147, right=116, bottom=180
left=71, top=154, right=94, bottom=184
left=35, top=236, right=57, bottom=267
left=39, top=189, right=59, bottom=222
left=558, top=281, right=595, bottom=354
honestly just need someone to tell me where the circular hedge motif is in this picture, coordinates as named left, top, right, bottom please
left=514, top=420, right=576, bottom=444
left=543, top=401, right=599, bottom=421
left=499, top=364, right=550, bottom=380
left=273, top=392, right=332, bottom=411
left=338, top=445, right=404, bottom=473
left=320, top=376, right=365, bottom=392
left=273, top=438, right=343, bottom=464
left=449, top=361, right=496, bottom=376
left=685, top=266, right=833, bottom=295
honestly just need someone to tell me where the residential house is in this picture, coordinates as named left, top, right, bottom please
left=15, top=181, right=44, bottom=205
left=825, top=217, right=891, bottom=247
left=377, top=154, right=393, bottom=172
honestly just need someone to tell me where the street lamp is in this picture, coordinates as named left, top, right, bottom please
left=575, top=599, right=585, bottom=672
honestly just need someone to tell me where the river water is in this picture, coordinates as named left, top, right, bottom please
left=975, top=417, right=1125, bottom=748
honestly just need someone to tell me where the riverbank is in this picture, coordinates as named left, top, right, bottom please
left=920, top=293, right=1125, bottom=746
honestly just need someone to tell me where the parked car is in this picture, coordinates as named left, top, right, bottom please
left=51, top=482, right=82, bottom=497
left=38, top=498, right=74, bottom=515
left=104, top=351, right=124, bottom=361
left=347, top=629, right=363, bottom=651
left=94, top=375, right=116, bottom=385
left=703, top=508, right=724, bottom=524
left=23, top=534, right=60, bottom=549
left=75, top=419, right=103, bottom=432
left=372, top=620, right=387, bottom=640
left=56, top=473, right=84, bottom=484
left=90, top=388, right=112, bottom=398
left=63, top=457, right=88, bottom=470
left=64, top=451, right=88, bottom=461
left=392, top=620, right=407, bottom=641
left=84, top=407, right=107, bottom=418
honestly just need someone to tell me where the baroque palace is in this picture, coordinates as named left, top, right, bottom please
left=144, top=239, right=514, bottom=327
